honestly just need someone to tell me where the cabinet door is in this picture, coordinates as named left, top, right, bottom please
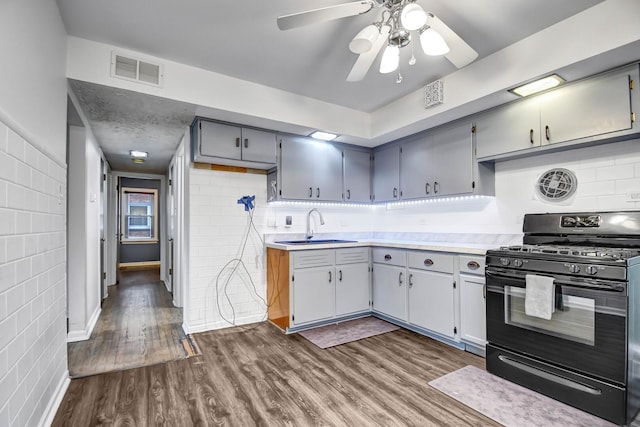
left=372, top=145, right=400, bottom=202
left=343, top=149, right=371, bottom=203
left=429, top=122, right=474, bottom=197
left=336, top=263, right=370, bottom=316
left=241, top=128, right=276, bottom=164
left=541, top=72, right=632, bottom=145
left=280, top=135, right=314, bottom=199
left=199, top=121, right=242, bottom=160
left=372, top=264, right=407, bottom=321
left=459, top=274, right=486, bottom=347
left=292, top=267, right=334, bottom=325
left=408, top=270, right=455, bottom=339
left=313, top=142, right=343, bottom=201
left=475, top=100, right=541, bottom=158
left=400, top=136, right=431, bottom=199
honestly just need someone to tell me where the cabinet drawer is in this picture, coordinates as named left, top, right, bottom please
left=407, top=251, right=453, bottom=273
left=335, top=247, right=369, bottom=265
left=372, top=248, right=406, bottom=266
left=293, top=250, right=335, bottom=269
left=459, top=255, right=485, bottom=275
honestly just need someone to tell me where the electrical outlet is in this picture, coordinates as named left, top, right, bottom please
left=285, top=216, right=292, bottom=227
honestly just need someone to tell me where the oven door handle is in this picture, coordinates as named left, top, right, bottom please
left=485, top=270, right=625, bottom=292
left=497, top=355, right=602, bottom=396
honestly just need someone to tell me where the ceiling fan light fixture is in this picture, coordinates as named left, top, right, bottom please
left=379, top=44, right=400, bottom=74
left=400, top=3, right=427, bottom=31
left=419, top=26, right=449, bottom=56
left=349, top=24, right=379, bottom=54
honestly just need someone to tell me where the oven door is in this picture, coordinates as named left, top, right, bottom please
left=486, top=267, right=627, bottom=384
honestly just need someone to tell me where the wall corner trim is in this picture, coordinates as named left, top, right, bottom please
left=66, top=306, right=101, bottom=343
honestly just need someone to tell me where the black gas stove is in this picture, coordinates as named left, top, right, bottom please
left=485, top=211, right=640, bottom=425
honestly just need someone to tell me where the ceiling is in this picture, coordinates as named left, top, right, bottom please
left=56, top=0, right=607, bottom=173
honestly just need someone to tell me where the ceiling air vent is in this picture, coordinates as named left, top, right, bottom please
left=111, top=52, right=163, bottom=87
left=536, top=168, right=577, bottom=203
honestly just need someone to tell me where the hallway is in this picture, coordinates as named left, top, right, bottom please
left=67, top=268, right=193, bottom=378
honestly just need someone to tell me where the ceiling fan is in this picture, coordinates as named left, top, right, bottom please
left=277, top=0, right=478, bottom=82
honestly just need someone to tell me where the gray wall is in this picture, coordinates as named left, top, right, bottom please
left=119, top=177, right=162, bottom=263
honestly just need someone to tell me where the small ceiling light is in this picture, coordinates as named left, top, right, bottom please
left=129, top=150, right=148, bottom=158
left=380, top=44, right=400, bottom=74
left=510, top=74, right=566, bottom=97
left=419, top=26, right=449, bottom=56
left=132, top=158, right=145, bottom=164
left=310, top=131, right=339, bottom=141
left=349, top=24, right=379, bottom=54
left=401, top=3, right=427, bottom=31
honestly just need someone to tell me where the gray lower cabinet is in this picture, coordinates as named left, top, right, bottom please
left=343, top=148, right=372, bottom=203
left=476, top=65, right=636, bottom=159
left=372, top=263, right=407, bottom=321
left=193, top=119, right=277, bottom=167
left=407, top=251, right=456, bottom=339
left=372, top=145, right=400, bottom=202
left=291, top=248, right=370, bottom=326
left=459, top=255, right=487, bottom=352
left=279, top=135, right=343, bottom=201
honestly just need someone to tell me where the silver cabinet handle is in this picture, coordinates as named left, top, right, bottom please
left=425, top=183, right=430, bottom=194
left=434, top=182, right=439, bottom=194
left=467, top=261, right=480, bottom=270
left=328, top=271, right=332, bottom=283
left=545, top=125, right=551, bottom=141
left=235, top=137, right=240, bottom=147
left=339, top=270, right=343, bottom=282
left=347, top=189, right=351, bottom=200
left=393, top=187, right=398, bottom=198
left=244, top=138, right=248, bottom=148
left=384, top=254, right=392, bottom=261
left=399, top=272, right=403, bottom=286
left=424, top=258, right=434, bottom=267
left=316, top=187, right=320, bottom=198
left=309, top=187, right=313, bottom=198
left=529, top=129, right=534, bottom=144
left=409, top=273, right=413, bottom=288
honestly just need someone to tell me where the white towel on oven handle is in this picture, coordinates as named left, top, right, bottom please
left=525, top=274, right=555, bottom=320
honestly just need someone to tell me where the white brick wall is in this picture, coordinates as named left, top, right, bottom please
left=0, top=121, right=67, bottom=427
left=187, top=169, right=268, bottom=332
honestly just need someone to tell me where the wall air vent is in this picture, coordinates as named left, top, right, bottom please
left=536, top=168, right=577, bottom=203
left=111, top=52, right=163, bottom=87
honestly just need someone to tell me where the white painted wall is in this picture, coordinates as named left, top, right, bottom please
left=0, top=1, right=69, bottom=426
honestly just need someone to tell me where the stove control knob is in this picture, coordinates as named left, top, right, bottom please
left=568, top=264, right=581, bottom=274
left=500, top=258, right=510, bottom=266
left=513, top=259, right=524, bottom=267
left=586, top=265, right=599, bottom=275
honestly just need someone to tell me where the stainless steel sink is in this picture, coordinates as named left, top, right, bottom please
left=274, top=239, right=357, bottom=245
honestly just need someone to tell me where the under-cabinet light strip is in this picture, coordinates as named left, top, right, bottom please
left=268, top=195, right=492, bottom=208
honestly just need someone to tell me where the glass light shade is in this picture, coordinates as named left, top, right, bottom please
left=510, top=74, right=565, bottom=97
left=401, top=3, right=427, bottom=31
left=349, top=25, right=379, bottom=54
left=379, top=45, right=400, bottom=74
left=420, top=27, right=449, bottom=55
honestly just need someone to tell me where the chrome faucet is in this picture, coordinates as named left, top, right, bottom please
left=306, top=208, right=325, bottom=240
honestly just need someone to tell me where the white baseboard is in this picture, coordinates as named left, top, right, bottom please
left=66, top=305, right=101, bottom=342
left=183, top=313, right=267, bottom=334
left=38, top=370, right=70, bottom=427
left=163, top=279, right=172, bottom=293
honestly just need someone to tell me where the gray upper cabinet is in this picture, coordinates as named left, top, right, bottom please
left=429, top=122, right=474, bottom=196
left=476, top=66, right=635, bottom=159
left=192, top=118, right=277, bottom=168
left=279, top=135, right=343, bottom=201
left=372, top=145, right=400, bottom=203
left=343, top=148, right=371, bottom=203
left=399, top=136, right=431, bottom=200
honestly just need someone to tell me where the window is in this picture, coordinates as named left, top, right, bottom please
left=121, top=187, right=158, bottom=243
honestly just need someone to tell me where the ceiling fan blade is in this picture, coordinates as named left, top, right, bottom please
left=346, top=25, right=390, bottom=82
left=428, top=15, right=478, bottom=69
left=277, top=1, right=374, bottom=31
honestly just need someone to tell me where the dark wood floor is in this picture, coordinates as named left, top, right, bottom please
left=55, top=321, right=498, bottom=426
left=67, top=268, right=189, bottom=378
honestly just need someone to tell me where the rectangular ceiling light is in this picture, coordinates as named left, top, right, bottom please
left=510, top=74, right=565, bottom=97
left=309, top=131, right=339, bottom=141
left=129, top=150, right=148, bottom=158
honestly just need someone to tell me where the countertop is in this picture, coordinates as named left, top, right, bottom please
left=265, top=239, right=501, bottom=255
